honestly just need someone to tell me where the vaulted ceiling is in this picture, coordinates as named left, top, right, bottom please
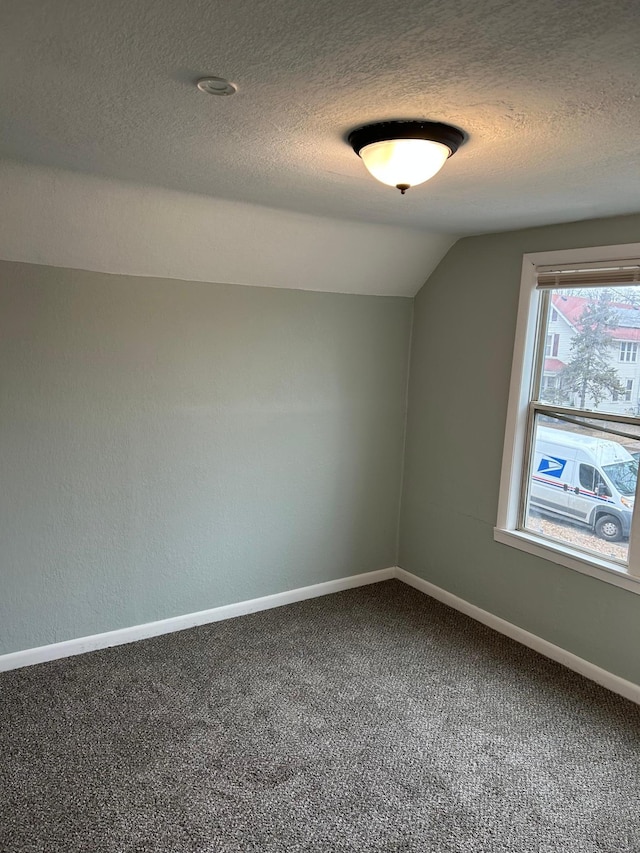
left=1, top=0, right=639, bottom=293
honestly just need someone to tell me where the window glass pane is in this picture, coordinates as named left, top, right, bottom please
left=537, top=286, right=640, bottom=415
left=619, top=342, right=638, bottom=363
left=579, top=464, right=595, bottom=491
left=524, top=412, right=640, bottom=564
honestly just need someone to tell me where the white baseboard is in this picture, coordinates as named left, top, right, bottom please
left=3, top=564, right=639, bottom=706
left=0, top=567, right=395, bottom=673
left=396, top=568, right=640, bottom=706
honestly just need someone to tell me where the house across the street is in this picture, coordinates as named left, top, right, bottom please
left=542, top=293, right=640, bottom=415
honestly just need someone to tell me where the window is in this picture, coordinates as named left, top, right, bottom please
left=551, top=308, right=558, bottom=322
left=619, top=341, right=638, bottom=362
left=612, top=380, right=633, bottom=403
left=578, top=463, right=610, bottom=496
left=545, top=333, right=560, bottom=357
left=496, top=244, right=640, bottom=593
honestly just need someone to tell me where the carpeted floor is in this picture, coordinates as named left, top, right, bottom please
left=1, top=580, right=639, bottom=852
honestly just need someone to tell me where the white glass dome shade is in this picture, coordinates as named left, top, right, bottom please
left=359, top=138, right=450, bottom=189
left=348, top=120, right=465, bottom=193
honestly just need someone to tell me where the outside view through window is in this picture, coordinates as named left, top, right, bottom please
left=524, top=285, right=640, bottom=564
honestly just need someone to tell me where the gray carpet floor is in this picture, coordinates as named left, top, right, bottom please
left=1, top=580, right=639, bottom=852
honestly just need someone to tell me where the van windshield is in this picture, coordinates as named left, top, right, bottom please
left=602, top=460, right=639, bottom=496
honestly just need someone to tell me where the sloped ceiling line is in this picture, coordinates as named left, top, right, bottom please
left=0, top=161, right=456, bottom=296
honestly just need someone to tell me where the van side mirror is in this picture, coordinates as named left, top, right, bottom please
left=596, top=483, right=611, bottom=498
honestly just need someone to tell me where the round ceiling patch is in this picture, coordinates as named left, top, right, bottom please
left=196, top=77, right=237, bottom=96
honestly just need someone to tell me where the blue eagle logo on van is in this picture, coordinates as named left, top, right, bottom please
left=537, top=455, right=567, bottom=478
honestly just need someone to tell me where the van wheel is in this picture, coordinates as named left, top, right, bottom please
left=595, top=515, right=622, bottom=542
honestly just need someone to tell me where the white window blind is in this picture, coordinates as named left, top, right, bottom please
left=536, top=261, right=640, bottom=289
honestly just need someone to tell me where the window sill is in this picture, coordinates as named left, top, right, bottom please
left=493, top=527, right=640, bottom=595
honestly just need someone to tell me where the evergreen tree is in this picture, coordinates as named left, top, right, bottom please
left=559, top=293, right=624, bottom=409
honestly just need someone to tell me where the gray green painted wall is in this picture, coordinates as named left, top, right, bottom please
left=5, top=213, right=640, bottom=680
left=0, top=261, right=412, bottom=655
left=399, top=212, right=640, bottom=685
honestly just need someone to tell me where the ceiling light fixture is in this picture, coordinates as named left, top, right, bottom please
left=196, top=76, right=237, bottom=96
left=348, top=120, right=465, bottom=194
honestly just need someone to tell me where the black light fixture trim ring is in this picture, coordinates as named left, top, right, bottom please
left=348, top=120, right=465, bottom=158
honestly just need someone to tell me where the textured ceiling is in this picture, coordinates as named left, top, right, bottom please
left=2, top=0, right=640, bottom=234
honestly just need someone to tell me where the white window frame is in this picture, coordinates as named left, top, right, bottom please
left=619, top=341, right=638, bottom=363
left=544, top=332, right=560, bottom=358
left=613, top=379, right=634, bottom=403
left=495, top=243, right=640, bottom=595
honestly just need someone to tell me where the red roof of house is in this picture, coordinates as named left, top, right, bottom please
left=610, top=328, right=640, bottom=341
left=552, top=294, right=640, bottom=342
left=544, top=358, right=566, bottom=373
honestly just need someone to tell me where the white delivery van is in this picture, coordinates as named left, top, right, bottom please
left=530, top=425, right=638, bottom=541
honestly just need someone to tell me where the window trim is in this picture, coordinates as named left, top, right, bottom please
left=495, top=242, right=640, bottom=594
left=619, top=341, right=638, bottom=363
left=612, top=378, right=634, bottom=403
left=544, top=332, right=560, bottom=357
